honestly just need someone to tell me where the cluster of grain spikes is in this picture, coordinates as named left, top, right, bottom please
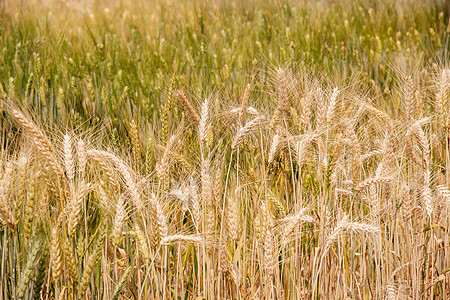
left=0, top=62, right=449, bottom=299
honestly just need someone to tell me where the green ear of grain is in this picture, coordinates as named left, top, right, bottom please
left=112, top=267, right=132, bottom=300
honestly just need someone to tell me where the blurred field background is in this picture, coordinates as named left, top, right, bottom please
left=0, top=0, right=449, bottom=299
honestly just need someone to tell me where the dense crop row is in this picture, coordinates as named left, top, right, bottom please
left=0, top=0, right=449, bottom=299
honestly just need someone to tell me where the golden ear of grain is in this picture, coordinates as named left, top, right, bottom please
left=23, top=182, right=35, bottom=239
left=227, top=193, right=239, bottom=241
left=280, top=207, right=313, bottom=246
left=240, top=83, right=252, bottom=125
left=88, top=150, right=119, bottom=193
left=268, top=134, right=281, bottom=164
left=88, top=149, right=142, bottom=211
left=63, top=237, right=78, bottom=281
left=199, top=98, right=210, bottom=142
left=263, top=228, right=275, bottom=278
left=277, top=68, right=288, bottom=112
left=113, top=195, right=127, bottom=245
left=50, top=227, right=62, bottom=280
left=129, top=120, right=141, bottom=165
left=9, top=108, right=64, bottom=178
left=77, top=138, right=87, bottom=178
left=64, top=133, right=74, bottom=185
left=79, top=248, right=100, bottom=297
left=354, top=176, right=392, bottom=193
left=214, top=159, right=224, bottom=207
left=201, top=157, right=213, bottom=206
left=326, top=87, right=339, bottom=124
left=404, top=76, right=415, bottom=121
left=133, top=224, right=151, bottom=263
left=160, top=234, right=202, bottom=245
left=150, top=194, right=168, bottom=239
left=156, top=134, right=177, bottom=183
left=231, top=115, right=265, bottom=151
left=176, top=90, right=199, bottom=126
left=67, top=182, right=92, bottom=236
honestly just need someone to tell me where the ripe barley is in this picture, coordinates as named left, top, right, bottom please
left=0, top=162, right=15, bottom=227
left=404, top=76, right=415, bottom=121
left=113, top=194, right=127, bottom=245
left=268, top=134, right=281, bottom=163
left=199, top=98, right=210, bottom=143
left=88, top=149, right=142, bottom=210
left=354, top=176, right=392, bottom=193
left=50, top=226, right=62, bottom=280
left=280, top=207, right=314, bottom=246
left=156, top=134, right=177, bottom=183
left=77, top=138, right=87, bottom=178
left=79, top=247, right=100, bottom=297
left=277, top=68, right=289, bottom=112
left=150, top=194, right=168, bottom=239
left=160, top=234, right=202, bottom=245
left=227, top=193, right=239, bottom=241
left=9, top=108, right=64, bottom=178
left=68, top=182, right=92, bottom=236
left=129, top=120, right=141, bottom=164
left=88, top=150, right=120, bottom=193
left=64, top=133, right=75, bottom=185
left=17, top=241, right=40, bottom=299
left=326, top=87, right=339, bottom=124
left=112, top=267, right=132, bottom=300
left=231, top=115, right=265, bottom=151
left=177, top=90, right=199, bottom=126
left=240, top=83, right=252, bottom=124
left=63, top=237, right=78, bottom=281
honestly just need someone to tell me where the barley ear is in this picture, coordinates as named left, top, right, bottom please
left=176, top=90, right=199, bottom=126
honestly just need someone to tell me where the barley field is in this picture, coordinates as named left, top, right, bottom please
left=0, top=0, right=449, bottom=299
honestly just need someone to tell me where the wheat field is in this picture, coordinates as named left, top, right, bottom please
left=0, top=0, right=449, bottom=299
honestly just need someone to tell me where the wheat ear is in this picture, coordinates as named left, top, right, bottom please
left=199, top=98, right=210, bottom=143
left=231, top=115, right=265, bottom=151
left=281, top=208, right=314, bottom=246
left=326, top=87, right=339, bottom=124
left=404, top=76, right=415, bottom=121
left=88, top=149, right=142, bottom=211
left=268, top=134, right=281, bottom=163
left=277, top=68, right=289, bottom=112
left=129, top=120, right=141, bottom=164
left=0, top=162, right=15, bottom=227
left=17, top=241, right=41, bottom=299
left=113, top=194, right=127, bottom=245
left=354, top=177, right=392, bottom=193
left=9, top=108, right=64, bottom=178
left=68, top=182, right=92, bottom=236
left=161, top=234, right=202, bottom=245
left=112, top=267, right=132, bottom=300
left=240, top=83, right=252, bottom=124
left=64, top=133, right=75, bottom=186
left=177, top=90, right=199, bottom=126
left=77, top=138, right=87, bottom=178
left=156, top=134, right=177, bottom=183
left=50, top=226, right=62, bottom=280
